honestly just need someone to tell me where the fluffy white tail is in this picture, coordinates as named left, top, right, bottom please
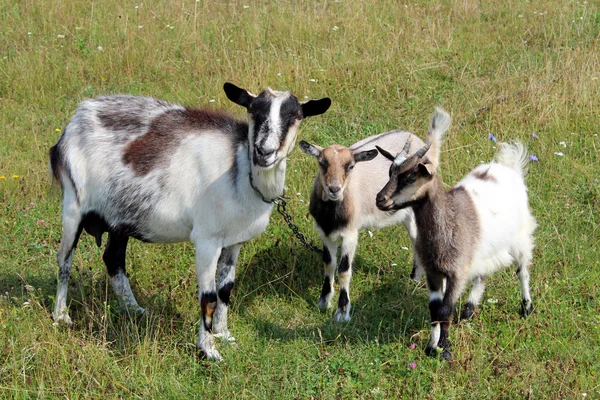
left=495, top=141, right=529, bottom=176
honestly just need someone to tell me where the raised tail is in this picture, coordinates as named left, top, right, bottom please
left=495, top=141, right=529, bottom=176
left=425, top=107, right=451, bottom=167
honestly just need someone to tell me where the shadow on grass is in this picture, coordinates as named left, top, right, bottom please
left=236, top=242, right=430, bottom=346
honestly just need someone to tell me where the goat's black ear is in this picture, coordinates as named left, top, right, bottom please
left=354, top=149, right=378, bottom=163
left=375, top=146, right=395, bottom=162
left=418, top=162, right=435, bottom=177
left=224, top=82, right=254, bottom=108
left=299, top=140, right=322, bottom=157
left=301, top=98, right=332, bottom=118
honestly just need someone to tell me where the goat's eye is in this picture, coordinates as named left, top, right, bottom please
left=319, top=161, right=327, bottom=169
left=345, top=164, right=354, bottom=172
left=405, top=173, right=417, bottom=184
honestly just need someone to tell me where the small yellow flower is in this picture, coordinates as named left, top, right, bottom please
left=0, top=176, right=5, bottom=179
left=55, top=128, right=61, bottom=132
left=13, top=175, right=19, bottom=179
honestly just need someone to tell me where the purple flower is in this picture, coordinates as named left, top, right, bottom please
left=532, top=133, right=539, bottom=139
left=409, top=343, right=416, bottom=350
left=488, top=133, right=497, bottom=143
left=529, top=155, right=538, bottom=162
left=409, top=362, right=417, bottom=369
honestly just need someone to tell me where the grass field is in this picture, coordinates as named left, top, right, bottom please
left=1, top=0, right=599, bottom=398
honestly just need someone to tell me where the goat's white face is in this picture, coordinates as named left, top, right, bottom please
left=224, top=83, right=331, bottom=170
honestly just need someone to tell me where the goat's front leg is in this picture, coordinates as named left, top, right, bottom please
left=318, top=236, right=337, bottom=310
left=334, top=231, right=358, bottom=322
left=194, top=241, right=223, bottom=361
left=425, top=274, right=465, bottom=361
left=213, top=244, right=241, bottom=343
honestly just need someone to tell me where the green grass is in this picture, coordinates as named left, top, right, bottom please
left=1, top=0, right=599, bottom=398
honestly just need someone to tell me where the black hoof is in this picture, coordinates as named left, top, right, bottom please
left=410, top=264, right=417, bottom=280
left=440, top=348, right=452, bottom=361
left=521, top=299, right=533, bottom=318
left=460, top=302, right=475, bottom=320
left=425, top=344, right=437, bottom=357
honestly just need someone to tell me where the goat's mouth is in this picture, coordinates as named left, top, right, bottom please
left=376, top=198, right=396, bottom=211
left=253, top=151, right=279, bottom=169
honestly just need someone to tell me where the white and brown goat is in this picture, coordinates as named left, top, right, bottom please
left=299, top=130, right=424, bottom=321
left=376, top=108, right=536, bottom=360
left=49, top=83, right=331, bottom=361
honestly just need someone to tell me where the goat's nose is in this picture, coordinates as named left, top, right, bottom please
left=376, top=192, right=388, bottom=205
left=255, top=146, right=274, bottom=156
left=329, top=185, right=341, bottom=194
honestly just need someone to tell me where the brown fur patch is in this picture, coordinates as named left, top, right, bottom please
left=472, top=169, right=497, bottom=182
left=98, top=111, right=144, bottom=133
left=122, top=108, right=246, bottom=176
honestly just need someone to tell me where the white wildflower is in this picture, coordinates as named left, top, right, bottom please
left=368, top=230, right=374, bottom=238
left=309, top=78, right=317, bottom=82
left=487, top=298, right=499, bottom=304
left=57, top=34, right=65, bottom=38
left=332, top=26, right=339, bottom=31
left=554, top=152, right=564, bottom=157
left=559, top=141, right=567, bottom=147
left=209, top=99, right=215, bottom=103
left=401, top=246, right=409, bottom=251
left=97, top=46, right=103, bottom=51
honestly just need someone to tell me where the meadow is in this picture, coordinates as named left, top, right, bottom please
left=1, top=0, right=599, bottom=398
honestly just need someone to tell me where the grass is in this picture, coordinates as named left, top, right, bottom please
left=1, top=0, right=599, bottom=398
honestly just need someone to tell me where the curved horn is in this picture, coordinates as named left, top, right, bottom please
left=414, top=142, right=431, bottom=159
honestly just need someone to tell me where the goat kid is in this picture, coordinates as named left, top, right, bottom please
left=49, top=83, right=331, bottom=361
left=376, top=108, right=536, bottom=360
left=299, top=130, right=424, bottom=321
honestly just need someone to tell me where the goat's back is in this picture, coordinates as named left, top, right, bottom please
left=457, top=161, right=536, bottom=277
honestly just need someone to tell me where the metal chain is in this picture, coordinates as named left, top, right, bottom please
left=273, top=196, right=323, bottom=254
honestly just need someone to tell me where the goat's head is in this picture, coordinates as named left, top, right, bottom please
left=224, top=83, right=331, bottom=170
left=299, top=141, right=378, bottom=202
left=375, top=142, right=436, bottom=211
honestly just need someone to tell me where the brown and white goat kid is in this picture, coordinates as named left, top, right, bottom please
left=49, top=83, right=331, bottom=361
left=376, top=107, right=536, bottom=360
left=299, top=130, right=424, bottom=321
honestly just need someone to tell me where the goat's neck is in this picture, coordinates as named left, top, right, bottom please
left=411, top=177, right=453, bottom=236
left=250, top=159, right=287, bottom=201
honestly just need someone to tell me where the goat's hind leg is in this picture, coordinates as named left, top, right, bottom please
left=460, top=276, right=486, bottom=320
left=318, top=236, right=337, bottom=310
left=103, top=233, right=145, bottom=316
left=213, top=244, right=241, bottom=343
left=516, top=255, right=533, bottom=317
left=53, top=200, right=83, bottom=325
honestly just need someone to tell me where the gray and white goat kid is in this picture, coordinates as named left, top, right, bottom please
left=376, top=108, right=536, bottom=360
left=299, top=130, right=424, bottom=322
left=49, top=83, right=331, bottom=361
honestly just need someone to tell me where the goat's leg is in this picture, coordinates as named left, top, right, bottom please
left=318, top=236, right=337, bottom=310
left=460, top=276, right=486, bottom=320
left=426, top=274, right=465, bottom=360
left=433, top=276, right=465, bottom=361
left=194, top=241, right=223, bottom=361
left=425, top=273, right=445, bottom=357
left=103, top=233, right=145, bottom=315
left=53, top=197, right=83, bottom=325
left=403, top=211, right=423, bottom=281
left=213, top=244, right=242, bottom=342
left=334, top=231, right=358, bottom=322
left=516, top=259, right=533, bottom=317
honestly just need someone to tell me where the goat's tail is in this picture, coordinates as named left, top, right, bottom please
left=495, top=141, right=529, bottom=177
left=49, top=142, right=63, bottom=183
left=425, top=107, right=451, bottom=167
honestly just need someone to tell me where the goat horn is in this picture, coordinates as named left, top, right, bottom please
left=415, top=142, right=431, bottom=158
left=402, top=137, right=413, bottom=155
